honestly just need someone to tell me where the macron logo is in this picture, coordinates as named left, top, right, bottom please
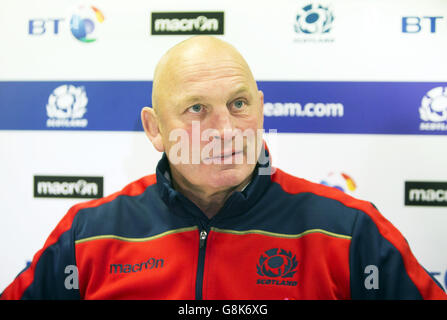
left=109, top=258, right=164, bottom=274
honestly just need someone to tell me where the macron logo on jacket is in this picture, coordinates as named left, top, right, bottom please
left=109, top=258, right=165, bottom=274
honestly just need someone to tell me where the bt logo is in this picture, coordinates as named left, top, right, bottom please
left=402, top=16, right=444, bottom=33
left=28, top=5, right=105, bottom=43
left=28, top=18, right=64, bottom=35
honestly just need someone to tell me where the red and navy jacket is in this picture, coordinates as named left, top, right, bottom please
left=1, top=151, right=446, bottom=300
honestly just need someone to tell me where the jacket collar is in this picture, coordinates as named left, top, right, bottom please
left=155, top=145, right=273, bottom=223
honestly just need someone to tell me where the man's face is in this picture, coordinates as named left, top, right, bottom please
left=155, top=52, right=264, bottom=192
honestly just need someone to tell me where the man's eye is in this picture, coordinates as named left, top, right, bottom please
left=233, top=100, right=245, bottom=109
left=188, top=104, right=203, bottom=113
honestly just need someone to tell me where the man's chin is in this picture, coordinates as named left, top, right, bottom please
left=203, top=165, right=254, bottom=191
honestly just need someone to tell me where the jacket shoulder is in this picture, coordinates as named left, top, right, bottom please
left=71, top=174, right=157, bottom=215
left=68, top=174, right=157, bottom=237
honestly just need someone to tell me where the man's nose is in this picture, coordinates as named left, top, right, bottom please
left=209, top=107, right=235, bottom=141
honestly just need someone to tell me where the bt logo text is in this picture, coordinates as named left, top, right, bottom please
left=29, top=19, right=64, bottom=35
left=402, top=16, right=444, bottom=33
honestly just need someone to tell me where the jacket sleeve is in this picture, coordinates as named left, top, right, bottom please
left=0, top=207, right=81, bottom=300
left=349, top=204, right=446, bottom=299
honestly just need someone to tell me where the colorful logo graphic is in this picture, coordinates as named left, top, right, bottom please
left=419, top=86, right=447, bottom=131
left=70, top=5, right=105, bottom=43
left=320, top=172, right=357, bottom=194
left=257, top=248, right=298, bottom=278
left=295, top=3, right=334, bottom=34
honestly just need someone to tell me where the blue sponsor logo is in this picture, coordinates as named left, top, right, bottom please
left=402, top=16, right=444, bottom=33
left=28, top=18, right=64, bottom=35
left=28, top=5, right=105, bottom=43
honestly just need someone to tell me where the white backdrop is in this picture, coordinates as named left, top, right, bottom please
left=1, top=0, right=446, bottom=294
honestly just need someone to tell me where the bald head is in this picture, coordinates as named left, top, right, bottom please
left=152, top=36, right=257, bottom=113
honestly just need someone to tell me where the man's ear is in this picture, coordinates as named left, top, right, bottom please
left=141, top=106, right=165, bottom=152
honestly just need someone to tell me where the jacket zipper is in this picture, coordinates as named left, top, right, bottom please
left=199, top=230, right=208, bottom=249
left=195, top=228, right=209, bottom=300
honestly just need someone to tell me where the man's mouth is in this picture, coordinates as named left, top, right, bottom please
left=206, top=150, right=243, bottom=161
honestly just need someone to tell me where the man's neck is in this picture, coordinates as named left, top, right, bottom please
left=169, top=169, right=253, bottom=220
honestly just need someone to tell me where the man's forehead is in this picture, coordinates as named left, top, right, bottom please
left=179, top=84, right=253, bottom=105
left=152, top=36, right=256, bottom=109
left=176, top=57, right=250, bottom=79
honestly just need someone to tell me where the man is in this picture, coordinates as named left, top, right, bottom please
left=1, top=36, right=446, bottom=299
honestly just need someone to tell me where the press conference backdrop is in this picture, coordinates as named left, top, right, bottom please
left=1, top=0, right=446, bottom=294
